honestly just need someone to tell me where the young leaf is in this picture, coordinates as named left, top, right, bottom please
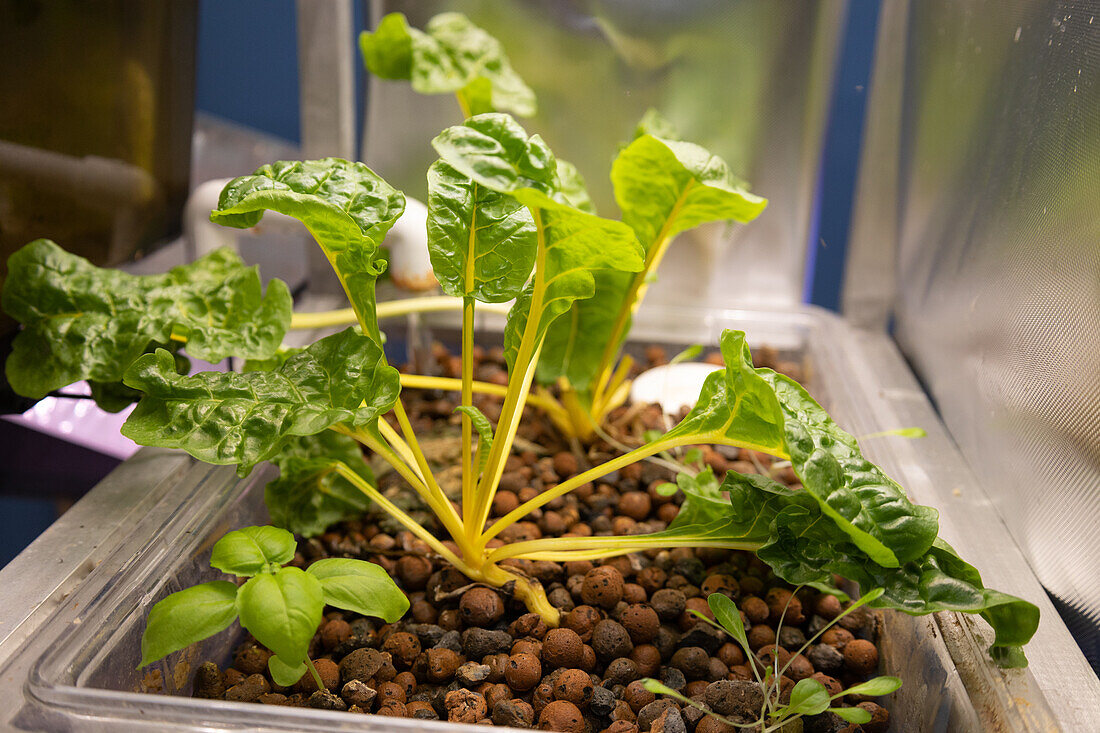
left=210, top=159, right=405, bottom=342
left=121, top=328, right=400, bottom=475
left=266, top=432, right=374, bottom=538
left=784, top=678, right=831, bottom=716
left=536, top=135, right=767, bottom=395
left=361, top=12, right=536, bottom=117
left=841, top=676, right=902, bottom=697
left=236, top=566, right=324, bottom=663
left=210, top=526, right=297, bottom=576
left=426, top=160, right=536, bottom=303
left=831, top=707, right=873, bottom=725
left=552, top=160, right=596, bottom=214
left=455, top=405, right=495, bottom=472
left=432, top=114, right=557, bottom=196
left=707, top=592, right=749, bottom=651
left=633, top=108, right=680, bottom=141
left=306, top=558, right=410, bottom=622
left=3, top=240, right=291, bottom=401
left=138, top=581, right=239, bottom=668
left=268, top=654, right=308, bottom=688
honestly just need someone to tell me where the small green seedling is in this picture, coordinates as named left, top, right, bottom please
left=643, top=590, right=901, bottom=731
left=138, top=526, right=408, bottom=689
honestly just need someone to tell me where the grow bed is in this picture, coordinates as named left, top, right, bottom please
left=4, top=306, right=1057, bottom=732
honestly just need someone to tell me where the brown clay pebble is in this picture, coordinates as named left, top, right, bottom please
left=843, top=639, right=879, bottom=675
left=553, top=452, right=579, bottom=477
left=407, top=700, right=439, bottom=720
left=320, top=619, right=351, bottom=650
left=821, top=627, right=854, bottom=650
left=563, top=605, right=602, bottom=641
left=746, top=624, right=775, bottom=651
left=396, top=555, right=432, bottom=590
left=460, top=587, right=505, bottom=626
left=811, top=673, right=843, bottom=697
left=543, top=628, right=585, bottom=669
left=192, top=662, right=225, bottom=699
left=786, top=653, right=815, bottom=681
left=256, top=692, right=288, bottom=705
left=553, top=668, right=595, bottom=707
left=424, top=648, right=462, bottom=684
left=591, top=619, right=634, bottom=661
left=225, top=674, right=270, bottom=703
left=539, top=700, right=585, bottom=733
left=308, top=689, right=347, bottom=710
left=617, top=491, right=652, bottom=521
left=857, top=701, right=890, bottom=733
left=696, top=718, right=735, bottom=733
left=376, top=700, right=407, bottom=717
left=494, top=699, right=536, bottom=728
left=603, top=722, right=639, bottom=733
left=581, top=566, right=625, bottom=609
left=620, top=604, right=659, bottom=644
left=623, top=680, right=655, bottom=713
left=671, top=646, right=711, bottom=680
left=717, top=642, right=745, bottom=668
left=650, top=589, right=687, bottom=621
left=233, top=646, right=271, bottom=676
left=505, top=653, right=543, bottom=691
left=740, top=596, right=769, bottom=624
left=765, top=588, right=804, bottom=625
left=382, top=632, right=421, bottom=668
left=630, top=645, right=662, bottom=677
left=815, top=593, right=843, bottom=619
left=294, top=659, right=339, bottom=693
left=341, top=679, right=377, bottom=708
left=446, top=689, right=489, bottom=724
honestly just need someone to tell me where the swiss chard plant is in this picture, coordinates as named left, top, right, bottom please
left=1, top=11, right=1038, bottom=667
left=138, top=526, right=408, bottom=686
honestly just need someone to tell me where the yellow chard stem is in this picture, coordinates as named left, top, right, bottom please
left=289, top=297, right=511, bottom=330
left=460, top=296, right=476, bottom=537
left=469, top=210, right=548, bottom=541
left=333, top=462, right=473, bottom=572
left=401, top=374, right=570, bottom=426
left=593, top=182, right=695, bottom=405
left=488, top=534, right=761, bottom=564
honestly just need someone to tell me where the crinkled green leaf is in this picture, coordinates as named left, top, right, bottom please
left=121, top=328, right=400, bottom=475
left=665, top=330, right=939, bottom=568
left=266, top=431, right=373, bottom=538
left=432, top=114, right=556, bottom=195
left=425, top=160, right=536, bottom=303
left=237, top=566, right=324, bottom=663
left=268, top=654, right=308, bottom=687
left=536, top=135, right=766, bottom=394
left=784, top=678, right=830, bottom=716
left=210, top=525, right=296, bottom=577
left=306, top=558, right=410, bottom=621
left=3, top=240, right=290, bottom=400
left=210, top=159, right=404, bottom=343
left=719, top=470, right=1039, bottom=666
left=138, top=581, right=238, bottom=668
left=361, top=12, right=536, bottom=117
left=243, top=346, right=303, bottom=373
left=89, top=346, right=190, bottom=413
left=432, top=114, right=644, bottom=374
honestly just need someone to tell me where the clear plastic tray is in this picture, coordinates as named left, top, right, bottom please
left=7, top=306, right=1062, bottom=731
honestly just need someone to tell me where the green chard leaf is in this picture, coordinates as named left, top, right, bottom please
left=431, top=114, right=645, bottom=374
left=454, top=405, right=495, bottom=472
left=306, top=558, right=410, bottom=622
left=237, top=566, right=324, bottom=663
left=210, top=159, right=404, bottom=342
left=268, top=654, right=309, bottom=688
left=426, top=160, right=536, bottom=303
left=266, top=431, right=373, bottom=538
left=720, top=470, right=1039, bottom=666
left=121, top=328, right=400, bottom=475
left=210, top=525, right=296, bottom=577
left=665, top=330, right=938, bottom=568
left=361, top=12, right=536, bottom=117
left=139, top=581, right=239, bottom=668
left=3, top=240, right=290, bottom=401
left=537, top=134, right=766, bottom=394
